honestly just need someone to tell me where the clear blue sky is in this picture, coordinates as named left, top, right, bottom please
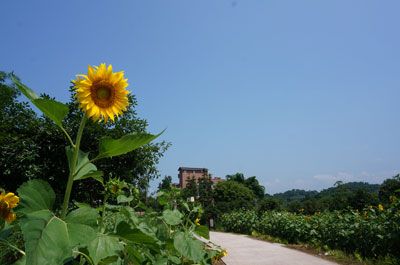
left=1, top=1, right=399, bottom=194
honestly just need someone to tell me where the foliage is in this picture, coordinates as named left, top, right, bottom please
left=0, top=72, right=42, bottom=190
left=219, top=211, right=258, bottom=234
left=212, top=181, right=255, bottom=214
left=182, top=177, right=198, bottom=199
left=220, top=198, right=400, bottom=261
left=273, top=182, right=381, bottom=214
left=257, top=197, right=281, bottom=213
left=379, top=174, right=400, bottom=204
left=197, top=177, right=215, bottom=221
left=226, top=173, right=265, bottom=198
left=158, top=176, right=173, bottom=191
left=4, top=179, right=222, bottom=265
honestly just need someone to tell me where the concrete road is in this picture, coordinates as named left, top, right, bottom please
left=210, top=232, right=339, bottom=265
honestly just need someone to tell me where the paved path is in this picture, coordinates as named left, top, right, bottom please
left=210, top=232, right=339, bottom=265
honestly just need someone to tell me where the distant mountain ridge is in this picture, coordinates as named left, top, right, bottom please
left=273, top=182, right=380, bottom=200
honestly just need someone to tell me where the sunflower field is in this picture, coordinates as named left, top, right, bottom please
left=220, top=199, right=400, bottom=261
left=0, top=65, right=225, bottom=265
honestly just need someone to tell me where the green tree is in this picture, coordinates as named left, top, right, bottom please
left=257, top=197, right=281, bottom=213
left=182, top=177, right=197, bottom=199
left=198, top=177, right=213, bottom=203
left=158, top=175, right=173, bottom=191
left=226, top=172, right=245, bottom=183
left=213, top=181, right=255, bottom=214
left=226, top=173, right=265, bottom=198
left=198, top=176, right=215, bottom=220
left=0, top=72, right=42, bottom=190
left=379, top=174, right=400, bottom=204
left=244, top=176, right=265, bottom=198
left=349, top=188, right=378, bottom=210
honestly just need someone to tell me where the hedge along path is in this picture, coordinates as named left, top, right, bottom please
left=210, top=232, right=339, bottom=265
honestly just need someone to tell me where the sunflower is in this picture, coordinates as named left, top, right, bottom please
left=73, top=63, right=130, bottom=122
left=0, top=192, right=19, bottom=223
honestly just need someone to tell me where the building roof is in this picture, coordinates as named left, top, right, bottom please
left=178, top=167, right=208, bottom=172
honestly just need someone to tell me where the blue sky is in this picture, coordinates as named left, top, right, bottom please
left=1, top=1, right=399, bottom=194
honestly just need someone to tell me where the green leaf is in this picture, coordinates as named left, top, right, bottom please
left=125, top=245, right=145, bottom=264
left=156, top=221, right=169, bottom=242
left=168, top=256, right=181, bottom=264
left=79, top=171, right=104, bottom=184
left=87, top=234, right=123, bottom=265
left=156, top=191, right=168, bottom=206
left=33, top=98, right=69, bottom=127
left=13, top=255, right=26, bottom=265
left=20, top=210, right=71, bottom=265
left=194, top=225, right=210, bottom=240
left=137, top=222, right=158, bottom=238
left=162, top=209, right=183, bottom=226
left=154, top=257, right=168, bottom=265
left=11, top=76, right=39, bottom=101
left=65, top=207, right=99, bottom=247
left=98, top=255, right=120, bottom=265
left=67, top=222, right=96, bottom=247
left=0, top=225, right=12, bottom=240
left=173, top=232, right=204, bottom=263
left=116, top=222, right=158, bottom=245
left=17, top=179, right=55, bottom=214
left=65, top=206, right=99, bottom=227
left=66, top=146, right=104, bottom=184
left=13, top=77, right=69, bottom=127
left=20, top=209, right=98, bottom=265
left=97, top=131, right=164, bottom=158
left=116, top=194, right=133, bottom=204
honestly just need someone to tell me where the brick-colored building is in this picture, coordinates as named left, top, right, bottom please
left=210, top=177, right=224, bottom=185
left=178, top=167, right=208, bottom=188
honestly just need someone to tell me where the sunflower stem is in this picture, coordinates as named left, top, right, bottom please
left=60, top=126, right=75, bottom=148
left=61, top=115, right=87, bottom=219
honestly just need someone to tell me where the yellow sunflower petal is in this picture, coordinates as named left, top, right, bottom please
left=88, top=65, right=95, bottom=81
left=5, top=212, right=16, bottom=223
left=3, top=193, right=19, bottom=208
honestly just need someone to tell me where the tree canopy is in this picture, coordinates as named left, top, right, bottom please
left=379, top=174, right=400, bottom=204
left=226, top=172, right=265, bottom=198
left=213, top=180, right=255, bottom=214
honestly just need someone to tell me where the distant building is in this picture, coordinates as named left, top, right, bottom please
left=178, top=167, right=225, bottom=189
left=178, top=167, right=208, bottom=188
left=210, top=177, right=224, bottom=186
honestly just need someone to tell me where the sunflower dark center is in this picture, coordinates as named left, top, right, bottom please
left=91, top=81, right=115, bottom=108
left=97, top=87, right=110, bottom=99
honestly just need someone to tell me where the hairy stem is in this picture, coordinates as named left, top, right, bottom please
left=61, top=115, right=87, bottom=218
left=0, top=239, right=26, bottom=256
left=60, top=126, right=75, bottom=148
